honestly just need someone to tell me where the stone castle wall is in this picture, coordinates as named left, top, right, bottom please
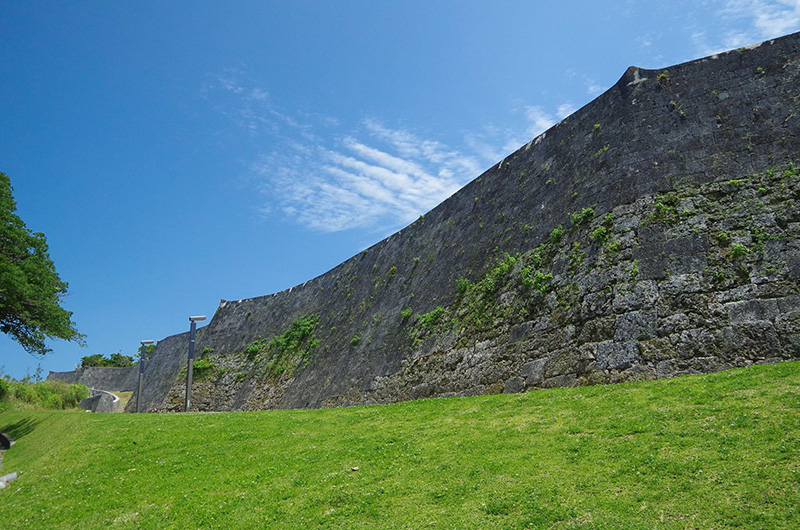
left=133, top=32, right=800, bottom=412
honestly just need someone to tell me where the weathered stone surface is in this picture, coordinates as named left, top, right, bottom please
left=595, top=341, right=640, bottom=371
left=129, top=32, right=800, bottom=412
left=79, top=390, right=123, bottom=413
left=520, top=359, right=547, bottom=386
left=47, top=366, right=138, bottom=392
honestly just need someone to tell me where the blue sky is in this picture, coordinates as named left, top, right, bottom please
left=2, top=1, right=800, bottom=380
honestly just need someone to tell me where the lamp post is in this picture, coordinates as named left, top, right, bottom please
left=184, top=315, right=207, bottom=412
left=137, top=340, right=155, bottom=413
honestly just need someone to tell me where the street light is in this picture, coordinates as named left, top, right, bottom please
left=184, top=315, right=207, bottom=412
left=137, top=340, right=155, bottom=413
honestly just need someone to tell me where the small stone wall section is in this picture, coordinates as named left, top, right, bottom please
left=79, top=389, right=122, bottom=413
left=47, top=366, right=138, bottom=392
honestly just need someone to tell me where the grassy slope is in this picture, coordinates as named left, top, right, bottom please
left=1, top=362, right=799, bottom=529
left=111, top=391, right=133, bottom=408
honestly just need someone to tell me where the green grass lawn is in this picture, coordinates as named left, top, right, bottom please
left=1, top=362, right=799, bottom=529
left=111, top=391, right=133, bottom=409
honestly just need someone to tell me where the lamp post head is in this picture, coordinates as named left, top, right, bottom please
left=189, top=316, right=207, bottom=322
left=140, top=340, right=155, bottom=346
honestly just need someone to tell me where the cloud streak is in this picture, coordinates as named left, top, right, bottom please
left=696, top=0, right=800, bottom=54
left=209, top=72, right=575, bottom=233
left=724, top=0, right=800, bottom=39
left=255, top=123, right=480, bottom=233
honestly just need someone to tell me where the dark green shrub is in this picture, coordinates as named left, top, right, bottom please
left=2, top=379, right=88, bottom=410
left=13, top=383, right=36, bottom=403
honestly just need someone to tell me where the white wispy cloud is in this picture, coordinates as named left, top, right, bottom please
left=586, top=80, right=606, bottom=97
left=252, top=121, right=481, bottom=233
left=209, top=71, right=576, bottom=233
left=699, top=0, right=800, bottom=55
left=524, top=106, right=557, bottom=138
left=723, top=0, right=800, bottom=38
left=557, top=103, right=578, bottom=120
left=462, top=100, right=575, bottom=165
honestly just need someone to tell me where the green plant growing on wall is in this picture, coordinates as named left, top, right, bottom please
left=245, top=338, right=268, bottom=360
left=589, top=225, right=609, bottom=244
left=670, top=100, right=686, bottom=117
left=649, top=192, right=680, bottom=224
left=243, top=314, right=321, bottom=379
left=400, top=308, right=413, bottom=320
left=456, top=276, right=471, bottom=293
left=192, top=357, right=216, bottom=380
left=569, top=241, right=584, bottom=271
left=521, top=267, right=553, bottom=295
left=731, top=243, right=750, bottom=259
left=751, top=228, right=769, bottom=254
left=571, top=208, right=595, bottom=227
left=594, top=145, right=610, bottom=157
left=604, top=240, right=621, bottom=253
left=549, top=225, right=564, bottom=244
left=417, top=306, right=446, bottom=328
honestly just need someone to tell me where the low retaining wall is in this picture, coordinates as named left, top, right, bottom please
left=79, top=389, right=122, bottom=413
left=47, top=366, right=138, bottom=392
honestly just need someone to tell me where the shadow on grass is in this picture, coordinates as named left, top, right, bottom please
left=1, top=417, right=41, bottom=442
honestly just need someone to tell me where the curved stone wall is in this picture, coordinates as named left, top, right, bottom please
left=136, top=32, right=800, bottom=412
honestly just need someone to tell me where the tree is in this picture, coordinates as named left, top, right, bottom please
left=79, top=354, right=107, bottom=368
left=0, top=172, right=84, bottom=355
left=80, top=352, right=135, bottom=368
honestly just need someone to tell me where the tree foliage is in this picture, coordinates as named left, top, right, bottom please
left=0, top=172, right=84, bottom=355
left=80, top=352, right=136, bottom=368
